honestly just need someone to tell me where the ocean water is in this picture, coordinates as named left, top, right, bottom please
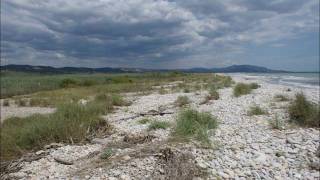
left=234, top=73, right=320, bottom=89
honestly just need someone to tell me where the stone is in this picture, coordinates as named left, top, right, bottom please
left=120, top=174, right=131, bottom=180
left=254, top=152, right=267, bottom=165
left=35, top=150, right=46, bottom=155
left=122, top=155, right=131, bottom=161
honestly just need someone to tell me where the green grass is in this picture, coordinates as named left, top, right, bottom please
left=269, top=115, right=284, bottom=130
left=173, top=109, right=218, bottom=145
left=288, top=93, right=319, bottom=127
left=274, top=94, right=289, bottom=101
left=138, top=118, right=151, bottom=124
left=175, top=96, right=190, bottom=107
left=148, top=121, right=171, bottom=130
left=247, top=105, right=267, bottom=116
left=233, top=83, right=259, bottom=97
left=1, top=100, right=111, bottom=161
left=208, top=88, right=219, bottom=100
left=100, top=148, right=113, bottom=159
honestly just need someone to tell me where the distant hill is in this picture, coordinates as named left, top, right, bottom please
left=0, top=64, right=288, bottom=74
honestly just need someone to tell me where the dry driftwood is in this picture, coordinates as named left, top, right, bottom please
left=118, top=111, right=174, bottom=121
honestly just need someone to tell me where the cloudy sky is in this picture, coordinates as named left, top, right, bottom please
left=1, top=0, right=319, bottom=71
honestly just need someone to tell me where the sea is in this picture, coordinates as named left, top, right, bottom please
left=231, top=73, right=320, bottom=90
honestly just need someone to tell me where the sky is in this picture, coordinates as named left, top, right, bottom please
left=1, top=0, right=319, bottom=71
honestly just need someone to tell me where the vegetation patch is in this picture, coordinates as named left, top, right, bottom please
left=233, top=83, right=259, bottom=97
left=269, top=115, right=284, bottom=130
left=247, top=105, right=267, bottom=116
left=1, top=100, right=112, bottom=161
left=288, top=93, right=319, bottom=127
left=148, top=121, right=171, bottom=131
left=274, top=94, right=289, bottom=101
left=173, top=109, right=218, bottom=145
left=100, top=148, right=113, bottom=159
left=175, top=96, right=190, bottom=107
left=138, top=118, right=151, bottom=124
left=3, top=99, right=10, bottom=106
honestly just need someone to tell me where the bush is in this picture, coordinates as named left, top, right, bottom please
left=60, top=78, right=78, bottom=88
left=16, top=99, right=27, bottom=107
left=100, top=148, right=113, bottom=159
left=288, top=93, right=319, bottom=127
left=208, top=88, right=219, bottom=100
left=3, top=99, right=9, bottom=106
left=82, top=80, right=97, bottom=87
left=29, top=98, right=51, bottom=107
left=274, top=94, right=289, bottom=101
left=247, top=105, right=267, bottom=116
left=173, top=109, right=218, bottom=145
left=1, top=100, right=111, bottom=161
left=175, top=96, right=190, bottom=107
left=138, top=118, right=150, bottom=124
left=148, top=121, right=171, bottom=130
left=95, top=93, right=130, bottom=107
left=249, top=83, right=260, bottom=89
left=233, top=83, right=253, bottom=97
left=270, top=115, right=284, bottom=130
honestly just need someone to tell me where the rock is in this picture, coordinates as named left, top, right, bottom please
left=254, top=152, right=267, bottom=165
left=316, top=145, right=320, bottom=157
left=218, top=172, right=229, bottom=179
left=286, top=138, right=299, bottom=144
left=78, top=99, right=88, bottom=105
left=122, top=155, right=131, bottom=161
left=120, top=174, right=131, bottom=180
left=54, top=157, right=73, bottom=165
left=91, top=138, right=108, bottom=145
left=35, top=150, right=46, bottom=155
left=44, top=143, right=64, bottom=149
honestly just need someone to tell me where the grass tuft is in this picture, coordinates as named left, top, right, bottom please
left=138, top=118, right=151, bottom=124
left=3, top=99, right=10, bottom=106
left=274, top=94, right=289, bottom=101
left=288, top=93, right=319, bottom=127
left=269, top=115, right=284, bottom=130
left=175, top=96, right=190, bottom=107
left=148, top=121, right=171, bottom=130
left=100, top=148, right=113, bottom=159
left=233, top=83, right=259, bottom=97
left=173, top=109, right=218, bottom=145
left=247, top=105, right=267, bottom=116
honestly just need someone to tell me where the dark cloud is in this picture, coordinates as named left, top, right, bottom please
left=1, top=0, right=318, bottom=68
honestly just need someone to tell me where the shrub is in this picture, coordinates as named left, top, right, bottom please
left=247, top=105, right=267, bottom=116
left=148, top=121, right=171, bottom=131
left=95, top=93, right=130, bottom=107
left=249, top=83, right=260, bottom=89
left=175, top=96, right=190, bottom=107
left=16, top=99, right=27, bottom=107
left=274, top=94, right=289, bottom=101
left=82, top=80, right=97, bottom=87
left=183, top=88, right=190, bottom=93
left=233, top=83, right=253, bottom=97
left=1, top=100, right=111, bottom=161
left=3, top=99, right=9, bottom=106
left=288, top=93, right=319, bottom=127
left=60, top=78, right=78, bottom=88
left=138, top=118, right=151, bottom=124
left=159, top=87, right=168, bottom=94
left=100, top=148, right=113, bottom=159
left=208, top=88, right=219, bottom=100
left=29, top=98, right=51, bottom=107
left=173, top=109, right=218, bottom=145
left=270, top=115, right=284, bottom=130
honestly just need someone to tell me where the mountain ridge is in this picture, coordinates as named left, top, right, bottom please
left=0, top=64, right=289, bottom=74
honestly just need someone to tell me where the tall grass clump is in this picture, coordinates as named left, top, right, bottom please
left=59, top=78, right=78, bottom=88
left=288, top=93, right=319, bottom=127
left=270, top=115, right=284, bottom=130
left=95, top=93, right=130, bottom=107
left=274, top=94, right=289, bottom=102
left=1, top=100, right=111, bottom=161
left=247, top=105, right=267, bottom=116
left=175, top=96, right=190, bottom=107
left=173, top=109, right=218, bottom=145
left=148, top=121, right=171, bottom=131
left=233, top=83, right=259, bottom=97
